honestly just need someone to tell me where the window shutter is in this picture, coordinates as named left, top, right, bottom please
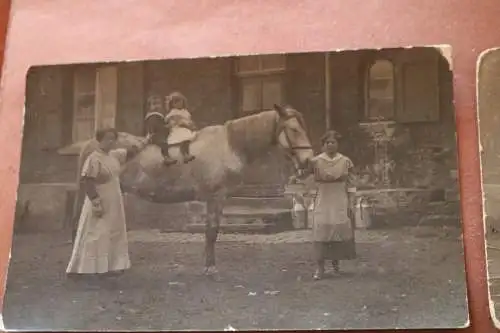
left=261, top=54, right=286, bottom=71
left=398, top=59, right=440, bottom=123
left=262, top=77, right=284, bottom=110
left=241, top=78, right=262, bottom=113
left=33, top=67, right=64, bottom=149
left=237, top=55, right=261, bottom=74
left=95, top=66, right=118, bottom=130
left=116, top=63, right=144, bottom=135
left=366, top=60, right=396, bottom=120
left=72, top=67, right=96, bottom=142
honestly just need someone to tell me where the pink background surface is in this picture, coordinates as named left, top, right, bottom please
left=1, top=0, right=500, bottom=331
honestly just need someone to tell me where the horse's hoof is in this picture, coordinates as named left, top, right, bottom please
left=313, top=270, right=324, bottom=281
left=203, top=266, right=218, bottom=276
left=183, top=156, right=195, bottom=163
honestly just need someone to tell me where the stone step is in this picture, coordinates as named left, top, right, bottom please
left=229, top=184, right=285, bottom=198
left=223, top=206, right=291, bottom=217
left=425, top=201, right=461, bottom=214
left=417, top=214, right=460, bottom=226
left=225, top=196, right=292, bottom=209
left=184, top=205, right=294, bottom=234
left=222, top=209, right=292, bottom=232
left=184, top=223, right=279, bottom=234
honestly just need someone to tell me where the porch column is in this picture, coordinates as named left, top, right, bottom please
left=325, top=52, right=331, bottom=130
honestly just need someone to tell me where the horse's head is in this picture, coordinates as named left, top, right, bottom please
left=273, top=104, right=314, bottom=172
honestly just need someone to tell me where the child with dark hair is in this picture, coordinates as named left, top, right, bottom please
left=144, top=111, right=176, bottom=166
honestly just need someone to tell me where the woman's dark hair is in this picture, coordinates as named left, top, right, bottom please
left=320, top=130, right=342, bottom=145
left=95, top=128, right=118, bottom=142
left=165, top=91, right=188, bottom=111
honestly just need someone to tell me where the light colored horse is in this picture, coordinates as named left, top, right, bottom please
left=73, top=104, right=314, bottom=275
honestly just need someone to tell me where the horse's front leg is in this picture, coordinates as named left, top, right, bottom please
left=204, top=195, right=222, bottom=276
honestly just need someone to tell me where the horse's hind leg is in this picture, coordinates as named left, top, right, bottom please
left=204, top=195, right=222, bottom=276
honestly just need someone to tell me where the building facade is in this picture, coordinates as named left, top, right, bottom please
left=18, top=47, right=460, bottom=230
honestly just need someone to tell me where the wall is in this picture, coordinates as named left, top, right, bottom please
left=329, top=48, right=457, bottom=189
left=327, top=47, right=459, bottom=224
left=19, top=62, right=146, bottom=184
left=144, top=57, right=234, bottom=127
left=234, top=52, right=329, bottom=195
left=16, top=55, right=329, bottom=231
left=143, top=54, right=328, bottom=195
left=287, top=52, right=328, bottom=150
left=18, top=55, right=328, bottom=190
left=19, top=50, right=458, bottom=192
left=17, top=50, right=459, bottom=229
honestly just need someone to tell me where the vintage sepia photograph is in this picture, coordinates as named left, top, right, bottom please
left=478, top=47, right=500, bottom=327
left=3, top=46, right=468, bottom=330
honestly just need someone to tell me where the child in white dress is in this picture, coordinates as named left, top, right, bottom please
left=162, top=91, right=196, bottom=165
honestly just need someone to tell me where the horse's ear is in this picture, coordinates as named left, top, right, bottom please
left=274, top=104, right=286, bottom=117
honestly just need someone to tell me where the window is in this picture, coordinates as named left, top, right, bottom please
left=72, top=66, right=117, bottom=142
left=363, top=52, right=441, bottom=123
left=365, top=59, right=396, bottom=121
left=72, top=67, right=96, bottom=142
left=236, top=55, right=286, bottom=113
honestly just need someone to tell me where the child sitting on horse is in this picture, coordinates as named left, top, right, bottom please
left=164, top=91, right=196, bottom=164
left=144, top=92, right=196, bottom=166
left=144, top=111, right=170, bottom=163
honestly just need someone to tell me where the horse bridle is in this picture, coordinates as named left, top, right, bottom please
left=275, top=116, right=313, bottom=168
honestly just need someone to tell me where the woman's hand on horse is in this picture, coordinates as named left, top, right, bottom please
left=127, top=140, right=149, bottom=159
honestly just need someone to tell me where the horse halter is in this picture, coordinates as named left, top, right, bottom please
left=275, top=116, right=313, bottom=162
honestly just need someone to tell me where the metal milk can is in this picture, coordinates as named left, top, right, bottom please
left=354, top=196, right=372, bottom=229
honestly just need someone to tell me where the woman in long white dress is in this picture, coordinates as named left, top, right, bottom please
left=305, top=130, right=358, bottom=280
left=66, top=128, right=147, bottom=284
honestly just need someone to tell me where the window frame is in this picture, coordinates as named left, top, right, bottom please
left=72, top=65, right=97, bottom=143
left=235, top=55, right=287, bottom=114
left=363, top=58, right=397, bottom=122
left=71, top=65, right=118, bottom=143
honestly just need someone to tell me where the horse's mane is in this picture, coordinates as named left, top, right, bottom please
left=225, top=110, right=279, bottom=161
left=283, top=107, right=307, bottom=131
left=225, top=106, right=306, bottom=162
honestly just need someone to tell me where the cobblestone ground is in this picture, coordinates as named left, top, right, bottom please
left=3, top=226, right=468, bottom=331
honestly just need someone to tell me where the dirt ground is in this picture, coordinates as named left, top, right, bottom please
left=3, top=226, right=468, bottom=331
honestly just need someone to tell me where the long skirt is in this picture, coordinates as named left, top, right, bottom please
left=313, top=239, right=356, bottom=261
left=312, top=181, right=356, bottom=261
left=66, top=178, right=131, bottom=274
